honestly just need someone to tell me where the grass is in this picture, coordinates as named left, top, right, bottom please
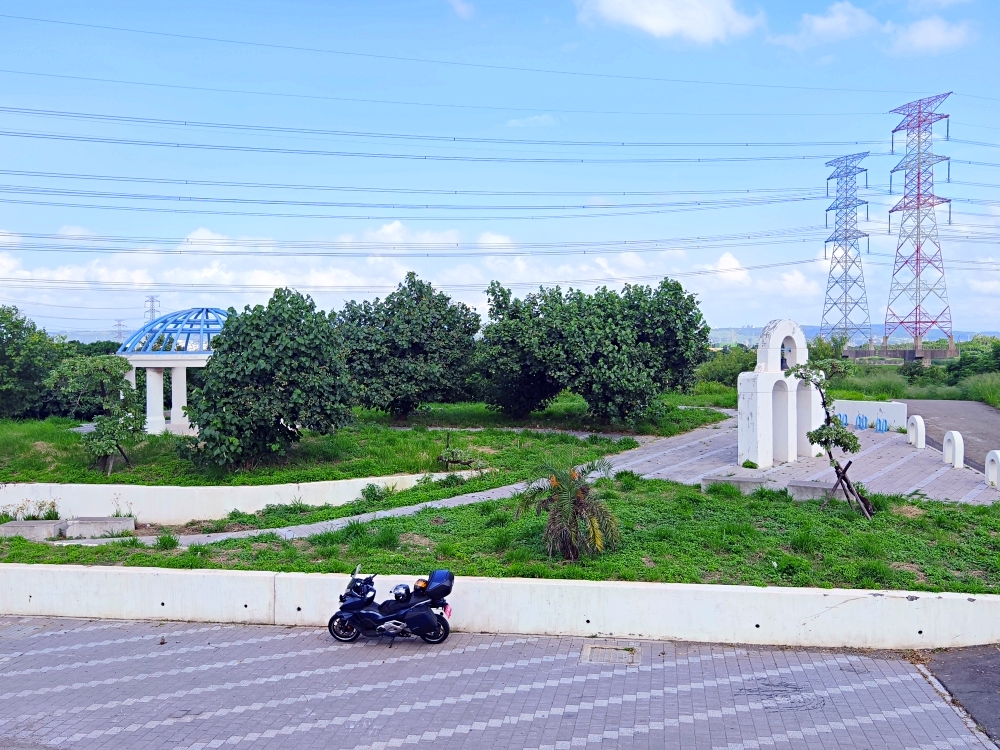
left=7, top=477, right=999, bottom=596
left=359, top=392, right=727, bottom=435
left=664, top=383, right=737, bottom=409
left=0, top=416, right=648, bottom=487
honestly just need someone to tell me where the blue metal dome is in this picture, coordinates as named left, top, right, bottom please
left=118, top=307, right=229, bottom=355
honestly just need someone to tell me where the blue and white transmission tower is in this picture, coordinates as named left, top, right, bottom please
left=820, top=152, right=872, bottom=345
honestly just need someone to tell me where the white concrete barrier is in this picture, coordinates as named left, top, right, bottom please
left=908, top=415, right=926, bottom=450
left=987, top=450, right=1000, bottom=487
left=1, top=564, right=998, bottom=649
left=0, top=471, right=474, bottom=526
left=833, top=399, right=908, bottom=430
left=943, top=431, right=964, bottom=469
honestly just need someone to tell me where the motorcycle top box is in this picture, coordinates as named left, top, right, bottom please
left=425, top=569, right=454, bottom=599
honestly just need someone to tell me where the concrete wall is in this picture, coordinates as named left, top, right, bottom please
left=0, top=471, right=474, bottom=525
left=832, top=400, right=908, bottom=430
left=2, top=564, right=998, bottom=649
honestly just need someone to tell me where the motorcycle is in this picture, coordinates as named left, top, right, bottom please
left=328, top=565, right=454, bottom=645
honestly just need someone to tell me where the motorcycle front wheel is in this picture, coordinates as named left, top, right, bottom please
left=328, top=614, right=361, bottom=642
left=419, top=615, right=450, bottom=644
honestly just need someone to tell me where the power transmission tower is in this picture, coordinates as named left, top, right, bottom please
left=144, top=295, right=161, bottom=323
left=820, top=152, right=871, bottom=345
left=113, top=319, right=127, bottom=343
left=884, top=93, right=955, bottom=354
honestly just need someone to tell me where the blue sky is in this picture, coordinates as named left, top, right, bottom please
left=0, top=0, right=997, bottom=338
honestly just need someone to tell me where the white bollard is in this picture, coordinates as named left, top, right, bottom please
left=942, top=431, right=964, bottom=469
left=907, top=415, right=925, bottom=451
left=986, top=451, right=1000, bottom=487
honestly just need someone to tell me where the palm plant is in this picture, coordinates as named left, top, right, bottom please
left=515, top=459, right=621, bottom=560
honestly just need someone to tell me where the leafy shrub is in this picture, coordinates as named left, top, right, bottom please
left=154, top=532, right=179, bottom=550
left=337, top=273, right=480, bottom=418
left=695, top=346, right=756, bottom=388
left=435, top=541, right=458, bottom=558
left=360, top=483, right=395, bottom=505
left=185, top=289, right=354, bottom=470
left=484, top=512, right=509, bottom=528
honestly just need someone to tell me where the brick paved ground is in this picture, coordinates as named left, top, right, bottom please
left=0, top=616, right=992, bottom=750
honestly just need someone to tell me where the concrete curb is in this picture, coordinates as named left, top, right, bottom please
left=1, top=564, right=997, bottom=650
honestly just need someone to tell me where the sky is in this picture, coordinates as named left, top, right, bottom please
left=0, top=0, right=998, bottom=341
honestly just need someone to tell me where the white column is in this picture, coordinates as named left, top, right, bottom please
left=124, top=368, right=136, bottom=388
left=145, top=368, right=166, bottom=434
left=170, top=366, right=188, bottom=427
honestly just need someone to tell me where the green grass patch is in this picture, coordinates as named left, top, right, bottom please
left=359, top=392, right=727, bottom=435
left=0, top=417, right=638, bottom=487
left=8, top=477, right=999, bottom=596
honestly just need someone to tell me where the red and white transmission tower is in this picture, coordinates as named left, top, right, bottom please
left=884, top=92, right=955, bottom=354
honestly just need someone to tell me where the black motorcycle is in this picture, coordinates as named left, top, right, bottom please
left=328, top=565, right=454, bottom=645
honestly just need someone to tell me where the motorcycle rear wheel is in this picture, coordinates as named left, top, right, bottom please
left=329, top=614, right=361, bottom=642
left=419, top=615, right=450, bottom=644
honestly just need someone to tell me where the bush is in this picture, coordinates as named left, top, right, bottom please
left=337, top=273, right=480, bottom=418
left=961, top=372, right=1000, bottom=409
left=185, top=289, right=354, bottom=470
left=476, top=278, right=709, bottom=422
left=695, top=346, right=756, bottom=388
left=154, top=532, right=179, bottom=550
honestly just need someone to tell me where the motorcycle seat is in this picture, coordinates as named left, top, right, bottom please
left=377, top=598, right=409, bottom=616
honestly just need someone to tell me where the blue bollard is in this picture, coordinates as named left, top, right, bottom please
left=839, top=413, right=849, bottom=426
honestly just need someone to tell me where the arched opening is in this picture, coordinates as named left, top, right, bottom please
left=781, top=335, right=800, bottom=370
left=772, top=380, right=790, bottom=464
left=796, top=380, right=813, bottom=457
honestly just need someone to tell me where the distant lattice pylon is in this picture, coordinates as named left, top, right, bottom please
left=820, top=152, right=871, bottom=345
left=112, top=319, right=127, bottom=343
left=884, top=92, right=954, bottom=352
left=144, top=295, right=161, bottom=324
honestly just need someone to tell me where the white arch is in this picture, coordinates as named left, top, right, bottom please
left=756, top=319, right=808, bottom=373
left=907, top=415, right=925, bottom=450
left=942, top=431, right=964, bottom=469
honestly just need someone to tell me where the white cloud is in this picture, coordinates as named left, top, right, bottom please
left=362, top=220, right=461, bottom=246
left=477, top=232, right=513, bottom=246
left=889, top=16, right=971, bottom=54
left=0, top=231, right=19, bottom=247
left=757, top=269, right=821, bottom=298
left=446, top=0, right=474, bottom=19
left=907, top=0, right=970, bottom=9
left=769, top=2, right=883, bottom=50
left=575, top=0, right=763, bottom=44
left=505, top=114, right=557, bottom=128
left=699, top=252, right=751, bottom=285
left=967, top=278, right=1000, bottom=295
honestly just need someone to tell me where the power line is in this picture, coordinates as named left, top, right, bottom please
left=0, top=127, right=891, bottom=164
left=0, top=13, right=942, bottom=95
left=0, top=105, right=892, bottom=149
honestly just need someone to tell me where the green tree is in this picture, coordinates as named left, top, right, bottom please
left=68, top=340, right=121, bottom=356
left=476, top=279, right=710, bottom=422
left=186, top=288, right=354, bottom=470
left=787, top=360, right=875, bottom=519
left=45, top=356, right=145, bottom=474
left=808, top=334, right=848, bottom=362
left=0, top=305, right=66, bottom=418
left=515, top=459, right=620, bottom=560
left=337, top=273, right=480, bottom=419
left=473, top=283, right=575, bottom=418
left=696, top=346, right=758, bottom=388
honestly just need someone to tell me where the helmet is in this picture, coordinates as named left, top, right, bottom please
left=392, top=584, right=411, bottom=602
left=414, top=578, right=428, bottom=595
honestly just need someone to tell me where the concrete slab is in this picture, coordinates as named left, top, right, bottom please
left=786, top=479, right=850, bottom=501
left=64, top=517, right=135, bottom=539
left=0, top=520, right=67, bottom=541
